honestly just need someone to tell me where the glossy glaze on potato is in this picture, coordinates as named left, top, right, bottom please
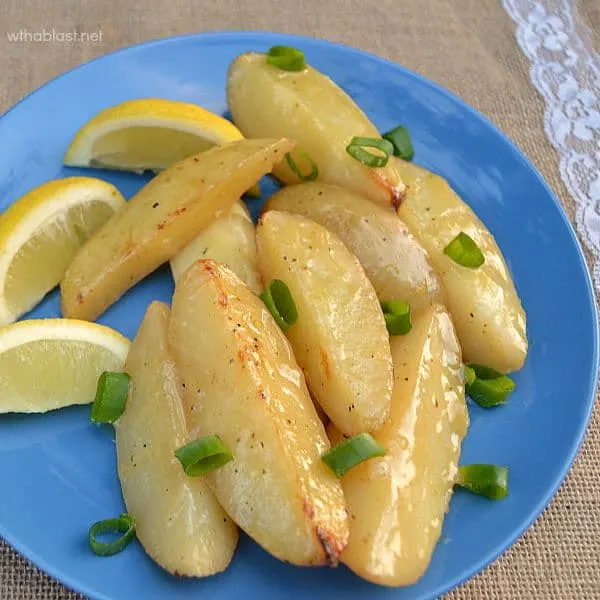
left=170, top=200, right=261, bottom=293
left=396, top=159, right=527, bottom=373
left=61, top=138, right=294, bottom=321
left=256, top=210, right=393, bottom=435
left=169, top=260, right=348, bottom=566
left=265, top=182, right=444, bottom=313
left=227, top=53, right=405, bottom=208
left=116, top=301, right=238, bottom=577
left=329, top=303, right=469, bottom=586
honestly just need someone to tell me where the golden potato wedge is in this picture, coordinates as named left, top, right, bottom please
left=265, top=182, right=444, bottom=313
left=329, top=303, right=469, bottom=586
left=169, top=260, right=348, bottom=566
left=256, top=211, right=393, bottom=436
left=61, top=138, right=294, bottom=321
left=395, top=160, right=527, bottom=372
left=227, top=53, right=404, bottom=208
left=115, top=301, right=238, bottom=577
left=170, top=200, right=261, bottom=293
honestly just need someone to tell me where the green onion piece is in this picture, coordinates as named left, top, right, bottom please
left=381, top=300, right=412, bottom=335
left=322, top=433, right=386, bottom=477
left=260, top=279, right=298, bottom=331
left=266, top=45, right=306, bottom=71
left=456, top=464, right=509, bottom=500
left=464, top=365, right=476, bottom=386
left=382, top=125, right=414, bottom=160
left=89, top=513, right=136, bottom=556
left=466, top=363, right=515, bottom=408
left=285, top=150, right=319, bottom=182
left=346, top=137, right=395, bottom=168
left=175, top=435, right=233, bottom=476
left=90, top=372, right=130, bottom=424
left=443, top=232, right=485, bottom=268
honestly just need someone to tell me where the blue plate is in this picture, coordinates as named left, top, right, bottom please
left=0, top=32, right=597, bottom=600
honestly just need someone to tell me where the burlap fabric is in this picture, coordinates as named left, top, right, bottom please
left=0, top=1, right=598, bottom=598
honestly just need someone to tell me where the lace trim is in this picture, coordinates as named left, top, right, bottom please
left=502, top=0, right=600, bottom=290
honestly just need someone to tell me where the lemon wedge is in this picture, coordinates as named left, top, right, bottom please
left=64, top=98, right=245, bottom=172
left=0, top=177, right=125, bottom=325
left=0, top=318, right=130, bottom=414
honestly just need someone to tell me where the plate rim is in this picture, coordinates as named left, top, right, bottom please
left=0, top=30, right=598, bottom=600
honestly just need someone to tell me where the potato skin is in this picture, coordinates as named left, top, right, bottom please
left=265, top=182, right=444, bottom=313
left=329, top=304, right=469, bottom=586
left=115, top=301, right=238, bottom=577
left=256, top=211, right=393, bottom=436
left=170, top=200, right=261, bottom=293
left=169, top=260, right=348, bottom=566
left=227, top=53, right=405, bottom=208
left=61, top=138, right=294, bottom=321
left=395, top=159, right=527, bottom=372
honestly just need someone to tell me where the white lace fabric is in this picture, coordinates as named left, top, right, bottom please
left=502, top=0, right=600, bottom=291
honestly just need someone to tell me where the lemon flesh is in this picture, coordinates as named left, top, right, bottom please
left=0, top=178, right=125, bottom=325
left=5, top=200, right=116, bottom=314
left=0, top=319, right=130, bottom=414
left=89, top=126, right=219, bottom=171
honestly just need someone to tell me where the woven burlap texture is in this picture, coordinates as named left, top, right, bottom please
left=0, top=0, right=598, bottom=598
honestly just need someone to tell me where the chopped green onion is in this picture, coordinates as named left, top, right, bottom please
left=464, top=365, right=476, bottom=386
left=322, top=433, right=386, bottom=477
left=444, top=232, right=485, bottom=268
left=90, top=372, right=130, bottom=424
left=285, top=150, right=319, bottom=182
left=381, top=300, right=412, bottom=335
left=89, top=513, right=136, bottom=556
left=266, top=45, right=306, bottom=71
left=175, top=435, right=233, bottom=476
left=346, top=137, right=394, bottom=168
left=466, top=364, right=515, bottom=408
left=456, top=464, right=509, bottom=499
left=382, top=125, right=414, bottom=160
left=260, top=279, right=298, bottom=331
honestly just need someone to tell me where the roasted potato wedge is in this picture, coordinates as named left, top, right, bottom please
left=61, top=138, right=294, bottom=321
left=395, top=160, right=527, bottom=372
left=265, top=182, right=444, bottom=313
left=227, top=53, right=404, bottom=208
left=170, top=200, right=261, bottom=293
left=329, top=303, right=469, bottom=586
left=169, top=260, right=348, bottom=566
left=256, top=211, right=393, bottom=435
left=115, top=301, right=238, bottom=577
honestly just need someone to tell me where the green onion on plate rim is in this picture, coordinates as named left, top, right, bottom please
left=456, top=464, right=509, bottom=500
left=465, top=364, right=515, bottom=408
left=90, top=371, right=130, bottom=424
left=382, top=125, right=414, bottom=161
left=346, top=136, right=394, bottom=168
left=89, top=513, right=136, bottom=556
left=443, top=232, right=485, bottom=268
left=260, top=279, right=298, bottom=331
left=266, top=45, right=307, bottom=72
left=322, top=433, right=386, bottom=477
left=285, top=150, right=319, bottom=182
left=175, top=434, right=234, bottom=477
left=381, top=300, right=412, bottom=335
